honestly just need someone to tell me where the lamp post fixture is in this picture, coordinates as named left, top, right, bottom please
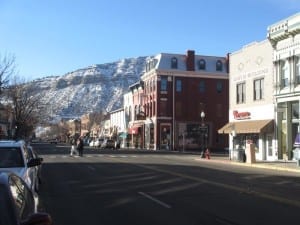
left=200, top=111, right=205, bottom=158
left=201, top=111, right=205, bottom=126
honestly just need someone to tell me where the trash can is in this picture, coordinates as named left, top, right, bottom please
left=232, top=148, right=245, bottom=162
left=293, top=148, right=300, bottom=167
left=293, top=148, right=300, bottom=160
left=237, top=148, right=246, bottom=162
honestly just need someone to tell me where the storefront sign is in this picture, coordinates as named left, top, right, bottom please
left=233, top=110, right=251, bottom=120
left=233, top=68, right=269, bottom=82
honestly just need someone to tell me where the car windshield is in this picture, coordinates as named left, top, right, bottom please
left=0, top=147, right=24, bottom=168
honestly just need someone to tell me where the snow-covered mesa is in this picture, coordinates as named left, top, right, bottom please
left=25, top=56, right=150, bottom=120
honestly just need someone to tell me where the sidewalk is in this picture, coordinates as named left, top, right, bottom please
left=198, top=153, right=300, bottom=173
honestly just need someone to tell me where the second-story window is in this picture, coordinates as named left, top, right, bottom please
left=254, top=78, right=264, bottom=100
left=280, top=59, right=289, bottom=88
left=152, top=79, right=156, bottom=92
left=216, top=81, right=223, bottom=93
left=160, top=99, right=167, bottom=116
left=161, top=76, right=167, bottom=91
left=236, top=82, right=245, bottom=104
left=176, top=79, right=182, bottom=92
left=199, top=80, right=205, bottom=93
left=171, top=57, right=178, bottom=69
left=216, top=60, right=223, bottom=71
left=128, top=106, right=132, bottom=121
left=295, top=56, right=300, bottom=84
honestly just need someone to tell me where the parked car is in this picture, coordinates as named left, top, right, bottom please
left=90, top=138, right=104, bottom=148
left=49, top=139, right=58, bottom=144
left=0, top=172, right=52, bottom=225
left=89, top=140, right=95, bottom=147
left=27, top=144, right=43, bottom=188
left=95, top=138, right=104, bottom=148
left=0, top=140, right=42, bottom=193
left=100, top=139, right=115, bottom=149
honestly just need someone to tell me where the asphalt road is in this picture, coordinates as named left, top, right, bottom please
left=33, top=143, right=300, bottom=225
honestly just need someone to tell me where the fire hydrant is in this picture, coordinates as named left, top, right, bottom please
left=205, top=148, right=210, bottom=159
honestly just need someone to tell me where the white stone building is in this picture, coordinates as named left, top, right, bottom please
left=267, top=12, right=300, bottom=160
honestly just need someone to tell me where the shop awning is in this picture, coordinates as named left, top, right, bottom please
left=118, top=132, right=128, bottom=138
left=218, top=119, right=274, bottom=134
left=128, top=127, right=140, bottom=134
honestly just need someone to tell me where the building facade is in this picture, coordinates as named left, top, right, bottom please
left=218, top=40, right=275, bottom=160
left=131, top=50, right=230, bottom=151
left=267, top=13, right=300, bottom=160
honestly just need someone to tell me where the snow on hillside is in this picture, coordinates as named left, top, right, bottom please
left=26, top=56, right=151, bottom=120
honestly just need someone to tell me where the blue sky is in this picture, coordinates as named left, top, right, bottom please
left=0, top=0, right=299, bottom=80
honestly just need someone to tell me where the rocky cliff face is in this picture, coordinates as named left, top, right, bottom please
left=25, top=56, right=150, bottom=120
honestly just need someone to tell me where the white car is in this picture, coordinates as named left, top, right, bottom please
left=0, top=140, right=42, bottom=193
left=89, top=140, right=96, bottom=147
left=89, top=138, right=104, bottom=148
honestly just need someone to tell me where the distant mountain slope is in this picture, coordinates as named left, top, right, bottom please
left=26, top=56, right=150, bottom=120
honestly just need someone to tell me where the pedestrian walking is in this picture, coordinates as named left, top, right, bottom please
left=77, top=137, right=84, bottom=157
left=70, top=138, right=78, bottom=156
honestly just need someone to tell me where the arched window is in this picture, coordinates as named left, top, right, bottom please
left=216, top=60, right=223, bottom=71
left=198, top=59, right=206, bottom=70
left=171, top=57, right=178, bottom=69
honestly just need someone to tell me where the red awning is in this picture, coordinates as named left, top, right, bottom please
left=128, top=127, right=140, bottom=134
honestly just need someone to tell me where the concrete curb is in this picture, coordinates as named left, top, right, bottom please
left=195, top=158, right=300, bottom=173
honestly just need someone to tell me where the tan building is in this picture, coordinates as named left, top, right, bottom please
left=219, top=40, right=275, bottom=161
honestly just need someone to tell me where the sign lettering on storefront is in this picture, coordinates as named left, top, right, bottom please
left=233, top=68, right=269, bottom=82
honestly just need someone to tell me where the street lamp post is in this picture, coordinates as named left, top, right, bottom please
left=231, top=125, right=236, bottom=160
left=200, top=111, right=205, bottom=158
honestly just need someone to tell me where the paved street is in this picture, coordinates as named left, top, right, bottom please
left=34, top=143, right=300, bottom=225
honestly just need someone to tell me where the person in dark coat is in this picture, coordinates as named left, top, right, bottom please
left=77, top=137, right=84, bottom=157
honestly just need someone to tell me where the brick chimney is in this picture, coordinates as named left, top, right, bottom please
left=186, top=50, right=195, bottom=71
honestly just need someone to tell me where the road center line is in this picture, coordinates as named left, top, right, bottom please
left=87, top=166, right=96, bottom=171
left=138, top=191, right=171, bottom=209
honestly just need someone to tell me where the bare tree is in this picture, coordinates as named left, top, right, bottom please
left=6, top=76, right=45, bottom=139
left=0, top=54, right=15, bottom=94
left=88, top=111, right=105, bottom=131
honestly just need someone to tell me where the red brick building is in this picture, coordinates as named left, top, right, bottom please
left=128, top=50, right=229, bottom=152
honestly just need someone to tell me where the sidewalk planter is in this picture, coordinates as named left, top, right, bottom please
left=245, top=143, right=256, bottom=164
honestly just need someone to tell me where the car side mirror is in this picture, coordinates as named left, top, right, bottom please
left=21, top=212, right=52, bottom=225
left=27, top=158, right=42, bottom=167
left=38, top=157, right=44, bottom=163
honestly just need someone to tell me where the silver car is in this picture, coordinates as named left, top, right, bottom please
left=0, top=171, right=52, bottom=225
left=0, top=140, right=42, bottom=193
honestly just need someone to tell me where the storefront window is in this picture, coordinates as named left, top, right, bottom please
left=292, top=101, right=299, bottom=120
left=278, top=102, right=287, bottom=120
